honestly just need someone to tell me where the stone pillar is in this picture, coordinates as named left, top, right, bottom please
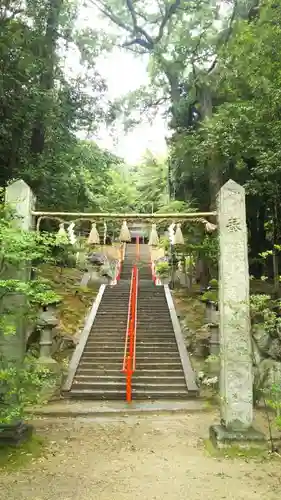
left=210, top=180, right=265, bottom=449
left=1, top=180, right=36, bottom=362
left=5, top=179, right=35, bottom=231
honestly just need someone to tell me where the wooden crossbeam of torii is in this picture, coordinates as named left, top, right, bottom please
left=32, top=210, right=218, bottom=232
left=32, top=211, right=216, bottom=219
left=32, top=211, right=218, bottom=233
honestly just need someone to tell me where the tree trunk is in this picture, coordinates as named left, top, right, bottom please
left=198, top=85, right=221, bottom=212
left=30, top=0, right=63, bottom=155
left=273, top=197, right=280, bottom=296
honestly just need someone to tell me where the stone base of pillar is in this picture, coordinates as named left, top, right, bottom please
left=0, top=421, right=33, bottom=446
left=209, top=424, right=267, bottom=450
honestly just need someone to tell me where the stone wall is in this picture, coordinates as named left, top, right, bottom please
left=252, top=322, right=281, bottom=401
left=189, top=300, right=281, bottom=403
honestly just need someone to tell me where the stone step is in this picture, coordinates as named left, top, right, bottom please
left=86, top=341, right=175, bottom=347
left=135, top=357, right=181, bottom=362
left=134, top=362, right=183, bottom=369
left=89, top=328, right=126, bottom=332
left=93, top=317, right=127, bottom=322
left=88, top=335, right=175, bottom=340
left=81, top=357, right=180, bottom=364
left=81, top=352, right=124, bottom=358
left=76, top=369, right=184, bottom=377
left=91, top=327, right=127, bottom=331
left=79, top=362, right=122, bottom=369
left=137, top=304, right=169, bottom=308
left=137, top=317, right=172, bottom=321
left=84, top=346, right=177, bottom=352
left=68, top=389, right=189, bottom=400
left=137, top=328, right=174, bottom=332
left=99, top=295, right=129, bottom=299
left=136, top=346, right=178, bottom=352
left=91, top=318, right=126, bottom=323
left=85, top=341, right=126, bottom=347
left=73, top=381, right=187, bottom=390
left=137, top=319, right=173, bottom=324
left=74, top=375, right=185, bottom=383
left=91, top=326, right=127, bottom=331
left=83, top=348, right=125, bottom=354
left=136, top=332, right=175, bottom=336
left=137, top=333, right=174, bottom=336
left=86, top=338, right=125, bottom=343
left=137, top=316, right=172, bottom=320
left=85, top=342, right=125, bottom=347
left=137, top=343, right=177, bottom=348
left=94, top=312, right=128, bottom=316
left=80, top=354, right=181, bottom=368
left=81, top=351, right=180, bottom=359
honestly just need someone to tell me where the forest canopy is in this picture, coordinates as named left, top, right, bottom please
left=1, top=0, right=280, bottom=275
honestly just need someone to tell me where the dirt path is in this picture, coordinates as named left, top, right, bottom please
left=1, top=412, right=281, bottom=500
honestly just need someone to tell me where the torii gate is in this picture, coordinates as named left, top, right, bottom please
left=4, top=179, right=264, bottom=449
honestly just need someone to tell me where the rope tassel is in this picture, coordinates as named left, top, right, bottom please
left=67, top=222, right=77, bottom=245
left=119, top=220, right=131, bottom=242
left=87, top=222, right=100, bottom=245
left=205, top=221, right=217, bottom=233
left=174, top=223, right=184, bottom=245
left=148, top=223, right=159, bottom=246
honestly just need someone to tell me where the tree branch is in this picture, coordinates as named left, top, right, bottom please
left=91, top=0, right=182, bottom=52
left=116, top=42, right=147, bottom=55
left=135, top=9, right=161, bottom=25
left=122, top=37, right=152, bottom=50
left=125, top=0, right=138, bottom=29
left=125, top=0, right=154, bottom=46
left=207, top=0, right=238, bottom=75
left=90, top=0, right=134, bottom=34
left=154, top=0, right=182, bottom=44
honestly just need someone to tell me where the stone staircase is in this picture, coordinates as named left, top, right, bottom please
left=65, top=243, right=198, bottom=400
left=135, top=283, right=191, bottom=399
left=68, top=283, right=130, bottom=399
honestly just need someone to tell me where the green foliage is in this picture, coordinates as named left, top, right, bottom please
left=201, top=278, right=219, bottom=302
left=92, top=0, right=281, bottom=275
left=265, top=383, right=281, bottom=430
left=0, top=355, right=56, bottom=424
left=158, top=236, right=170, bottom=252
left=0, top=0, right=117, bottom=214
left=50, top=240, right=78, bottom=270
left=0, top=434, right=46, bottom=470
left=0, top=205, right=60, bottom=424
left=200, top=235, right=218, bottom=269
left=209, top=279, right=218, bottom=289
left=250, top=294, right=281, bottom=335
left=155, top=261, right=170, bottom=278
left=157, top=200, right=192, bottom=213
left=131, top=153, right=170, bottom=213
left=201, top=290, right=218, bottom=304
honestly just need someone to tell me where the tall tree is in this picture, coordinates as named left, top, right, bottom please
left=90, top=0, right=240, bottom=207
left=171, top=0, right=281, bottom=275
left=0, top=0, right=108, bottom=209
left=131, top=152, right=169, bottom=212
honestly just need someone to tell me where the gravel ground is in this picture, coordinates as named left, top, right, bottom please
left=1, top=412, right=281, bottom=500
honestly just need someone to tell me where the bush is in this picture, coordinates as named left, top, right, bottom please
left=155, top=261, right=170, bottom=278
left=209, top=279, right=218, bottom=289
left=0, top=199, right=61, bottom=424
left=0, top=355, right=56, bottom=424
left=201, top=290, right=218, bottom=304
